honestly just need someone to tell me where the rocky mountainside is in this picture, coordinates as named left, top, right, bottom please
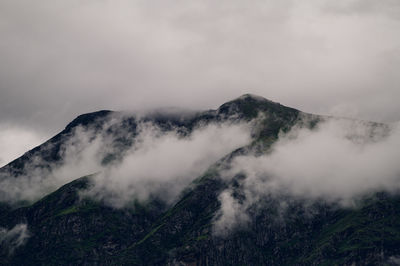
left=1, top=94, right=399, bottom=265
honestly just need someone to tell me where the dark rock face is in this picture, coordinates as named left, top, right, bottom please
left=1, top=94, right=398, bottom=265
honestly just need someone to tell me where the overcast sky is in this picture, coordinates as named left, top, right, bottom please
left=0, top=0, right=400, bottom=165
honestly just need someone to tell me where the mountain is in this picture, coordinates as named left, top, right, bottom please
left=1, top=94, right=399, bottom=265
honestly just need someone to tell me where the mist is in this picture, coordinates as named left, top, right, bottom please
left=84, top=121, right=251, bottom=207
left=0, top=116, right=251, bottom=206
left=0, top=125, right=106, bottom=204
left=1, top=0, right=400, bottom=168
left=0, top=0, right=400, bottom=142
left=214, top=118, right=400, bottom=233
left=0, top=224, right=30, bottom=255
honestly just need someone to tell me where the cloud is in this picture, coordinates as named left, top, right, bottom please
left=85, top=121, right=251, bottom=207
left=387, top=255, right=400, bottom=265
left=0, top=114, right=131, bottom=204
left=0, top=125, right=106, bottom=204
left=323, top=0, right=400, bottom=18
left=0, top=114, right=251, bottom=206
left=0, top=224, right=30, bottom=255
left=213, top=190, right=250, bottom=236
left=215, top=118, right=400, bottom=232
left=0, top=0, right=400, bottom=137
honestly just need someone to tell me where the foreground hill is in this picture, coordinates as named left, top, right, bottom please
left=1, top=94, right=399, bottom=265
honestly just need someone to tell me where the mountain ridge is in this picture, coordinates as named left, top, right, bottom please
left=0, top=94, right=299, bottom=175
left=1, top=94, right=399, bottom=265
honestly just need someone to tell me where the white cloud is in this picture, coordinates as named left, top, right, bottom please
left=85, top=121, right=251, bottom=207
left=215, top=118, right=400, bottom=232
left=0, top=224, right=30, bottom=254
left=213, top=190, right=250, bottom=236
left=0, top=125, right=106, bottom=204
left=0, top=116, right=251, bottom=206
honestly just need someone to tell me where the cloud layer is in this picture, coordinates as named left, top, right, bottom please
left=215, top=119, right=400, bottom=233
left=0, top=117, right=251, bottom=206
left=0, top=0, right=399, bottom=138
left=85, top=121, right=251, bottom=207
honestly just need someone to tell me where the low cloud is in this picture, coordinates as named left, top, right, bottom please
left=213, top=190, right=250, bottom=235
left=387, top=255, right=400, bottom=265
left=215, top=118, right=400, bottom=233
left=85, top=121, right=251, bottom=207
left=0, top=224, right=30, bottom=255
left=0, top=115, right=251, bottom=206
left=0, top=125, right=108, bottom=204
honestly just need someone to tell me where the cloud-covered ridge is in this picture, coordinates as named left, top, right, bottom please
left=85, top=121, right=251, bottom=207
left=0, top=114, right=252, bottom=206
left=214, top=118, right=400, bottom=233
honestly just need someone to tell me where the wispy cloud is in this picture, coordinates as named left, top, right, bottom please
left=214, top=118, right=400, bottom=233
left=85, top=121, right=251, bottom=207
left=0, top=115, right=251, bottom=207
left=0, top=224, right=30, bottom=255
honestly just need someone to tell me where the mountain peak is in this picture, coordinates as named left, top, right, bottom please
left=65, top=110, right=113, bottom=131
left=217, top=93, right=298, bottom=119
left=235, top=93, right=273, bottom=102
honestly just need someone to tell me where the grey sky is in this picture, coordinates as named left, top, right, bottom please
left=0, top=0, right=400, bottom=164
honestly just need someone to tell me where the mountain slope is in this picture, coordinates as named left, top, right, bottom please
left=1, top=94, right=398, bottom=265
